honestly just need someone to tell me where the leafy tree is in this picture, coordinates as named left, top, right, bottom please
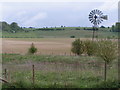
left=96, top=40, right=117, bottom=81
left=1, top=21, right=23, bottom=32
left=10, top=22, right=22, bottom=31
left=115, top=22, right=120, bottom=32
left=84, top=40, right=97, bottom=56
left=111, top=22, right=120, bottom=32
left=28, top=43, right=37, bottom=54
left=100, top=26, right=105, bottom=28
left=71, top=39, right=84, bottom=55
left=1, top=21, right=11, bottom=32
left=111, top=25, right=115, bottom=32
left=84, top=28, right=86, bottom=30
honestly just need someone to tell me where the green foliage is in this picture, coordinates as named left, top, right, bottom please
left=95, top=40, right=118, bottom=81
left=28, top=43, right=37, bottom=54
left=70, top=35, right=75, bottom=38
left=111, top=25, right=115, bottom=32
left=84, top=40, right=97, bottom=56
left=2, top=71, right=119, bottom=88
left=1, top=21, right=11, bottom=32
left=2, top=53, right=118, bottom=88
left=96, top=40, right=117, bottom=63
left=71, top=39, right=84, bottom=55
left=112, top=22, right=120, bottom=32
left=10, top=22, right=22, bottom=31
left=71, top=39, right=117, bottom=57
left=115, top=22, right=120, bottom=32
left=37, top=28, right=55, bottom=31
left=71, top=40, right=98, bottom=56
left=92, top=80, right=120, bottom=88
left=100, top=25, right=105, bottom=28
left=75, top=28, right=80, bottom=30
left=2, top=53, right=99, bottom=64
left=1, top=21, right=22, bottom=32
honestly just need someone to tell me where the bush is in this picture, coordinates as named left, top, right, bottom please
left=71, top=39, right=84, bottom=55
left=84, top=40, right=97, bottom=56
left=28, top=43, right=37, bottom=54
left=75, top=28, right=80, bottom=30
left=70, top=36, right=75, bottom=38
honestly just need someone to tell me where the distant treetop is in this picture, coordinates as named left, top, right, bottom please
left=0, top=21, right=23, bottom=32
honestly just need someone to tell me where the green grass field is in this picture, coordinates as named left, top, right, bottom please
left=2, top=29, right=118, bottom=39
left=2, top=54, right=119, bottom=88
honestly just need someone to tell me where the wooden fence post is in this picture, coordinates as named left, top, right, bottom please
left=32, top=65, right=35, bottom=85
left=4, top=68, right=7, bottom=80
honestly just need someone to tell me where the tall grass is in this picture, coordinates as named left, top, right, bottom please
left=2, top=70, right=119, bottom=88
left=2, top=54, right=118, bottom=88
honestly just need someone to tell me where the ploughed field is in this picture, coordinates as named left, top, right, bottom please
left=2, top=38, right=77, bottom=55
left=2, top=38, right=117, bottom=55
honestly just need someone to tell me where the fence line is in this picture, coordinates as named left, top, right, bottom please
left=37, top=52, right=77, bottom=56
left=2, top=62, right=117, bottom=86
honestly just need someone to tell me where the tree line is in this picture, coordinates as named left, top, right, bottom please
left=0, top=21, right=22, bottom=33
left=1, top=21, right=120, bottom=32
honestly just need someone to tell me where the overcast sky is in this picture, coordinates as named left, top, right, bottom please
left=0, top=0, right=119, bottom=28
